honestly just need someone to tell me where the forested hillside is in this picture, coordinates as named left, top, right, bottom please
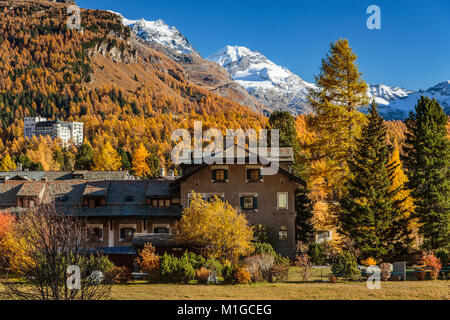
left=0, top=0, right=265, bottom=170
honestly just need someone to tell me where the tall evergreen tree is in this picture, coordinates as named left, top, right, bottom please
left=339, top=103, right=410, bottom=260
left=75, top=139, right=94, bottom=170
left=267, top=110, right=296, bottom=148
left=402, top=96, right=449, bottom=250
left=295, top=188, right=315, bottom=244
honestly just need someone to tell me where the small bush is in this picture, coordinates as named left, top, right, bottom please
left=361, top=257, right=377, bottom=267
left=159, top=253, right=196, bottom=283
left=135, top=244, right=160, bottom=282
left=331, top=251, right=361, bottom=281
left=295, top=253, right=311, bottom=282
left=415, top=268, right=426, bottom=281
left=253, top=242, right=277, bottom=256
left=329, top=275, right=337, bottom=283
left=183, top=251, right=206, bottom=270
left=308, top=242, right=333, bottom=265
left=242, top=254, right=274, bottom=282
left=196, top=267, right=210, bottom=284
left=435, top=248, right=449, bottom=278
left=222, top=261, right=235, bottom=283
left=269, top=263, right=289, bottom=283
left=234, top=266, right=251, bottom=284
left=108, top=266, right=132, bottom=284
left=380, top=263, right=392, bottom=281
left=204, top=258, right=223, bottom=278
left=420, top=251, right=442, bottom=280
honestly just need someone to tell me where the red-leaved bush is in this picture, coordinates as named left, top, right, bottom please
left=420, top=251, right=442, bottom=280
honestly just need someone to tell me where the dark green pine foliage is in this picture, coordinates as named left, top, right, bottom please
left=267, top=110, right=296, bottom=148
left=295, top=188, right=315, bottom=244
left=75, top=142, right=94, bottom=170
left=339, top=103, right=410, bottom=261
left=402, top=96, right=449, bottom=250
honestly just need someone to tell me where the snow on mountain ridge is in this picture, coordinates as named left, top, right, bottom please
left=207, top=45, right=316, bottom=115
left=108, top=11, right=199, bottom=56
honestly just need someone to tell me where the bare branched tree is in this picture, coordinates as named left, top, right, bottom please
left=0, top=204, right=113, bottom=300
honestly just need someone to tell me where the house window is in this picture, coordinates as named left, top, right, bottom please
left=212, top=169, right=228, bottom=182
left=241, top=195, right=257, bottom=210
left=277, top=192, right=288, bottom=210
left=89, top=199, right=95, bottom=208
left=279, top=226, right=288, bottom=240
left=120, top=227, right=135, bottom=241
left=149, top=199, right=171, bottom=207
left=87, top=225, right=103, bottom=242
left=154, top=226, right=170, bottom=234
left=247, top=169, right=261, bottom=182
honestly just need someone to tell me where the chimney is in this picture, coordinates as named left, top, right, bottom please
left=159, top=167, right=166, bottom=177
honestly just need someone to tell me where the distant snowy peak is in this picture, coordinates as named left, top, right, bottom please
left=368, top=81, right=450, bottom=119
left=207, top=45, right=316, bottom=115
left=109, top=11, right=199, bottom=56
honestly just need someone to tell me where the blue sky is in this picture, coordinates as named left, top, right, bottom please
left=78, top=0, right=450, bottom=90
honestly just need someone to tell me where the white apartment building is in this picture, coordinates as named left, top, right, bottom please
left=24, top=117, right=84, bottom=146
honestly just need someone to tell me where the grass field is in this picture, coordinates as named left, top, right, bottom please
left=1, top=267, right=449, bottom=300
left=110, top=280, right=449, bottom=300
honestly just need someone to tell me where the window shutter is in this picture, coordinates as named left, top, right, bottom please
left=212, top=170, right=216, bottom=181
left=253, top=197, right=258, bottom=209
left=240, top=197, right=244, bottom=209
left=246, top=169, right=250, bottom=180
left=224, top=170, right=229, bottom=180
left=259, top=169, right=263, bottom=180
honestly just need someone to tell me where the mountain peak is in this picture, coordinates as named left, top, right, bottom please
left=207, top=45, right=315, bottom=115
left=110, top=11, right=199, bottom=56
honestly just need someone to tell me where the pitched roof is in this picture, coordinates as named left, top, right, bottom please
left=17, top=182, right=46, bottom=198
left=0, top=171, right=134, bottom=181
left=82, top=181, right=110, bottom=197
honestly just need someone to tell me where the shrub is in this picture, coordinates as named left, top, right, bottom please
left=329, top=275, right=337, bottom=283
left=361, top=257, right=377, bottom=267
left=331, top=251, right=361, bottom=281
left=307, top=242, right=333, bottom=265
left=435, top=248, right=449, bottom=278
left=222, top=261, right=235, bottom=283
left=159, top=253, right=196, bottom=283
left=420, top=251, right=442, bottom=280
left=295, top=253, right=311, bottom=282
left=108, top=266, right=132, bottom=284
left=183, top=251, right=206, bottom=270
left=204, top=258, right=223, bottom=278
left=234, top=266, right=251, bottom=284
left=415, top=268, right=426, bottom=281
left=196, top=267, right=210, bottom=284
left=242, top=254, right=274, bottom=282
left=135, top=244, right=160, bottom=282
left=380, top=263, right=392, bottom=281
left=269, top=263, right=289, bottom=283
left=253, top=242, right=277, bottom=256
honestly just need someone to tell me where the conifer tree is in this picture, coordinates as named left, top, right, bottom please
left=267, top=110, right=296, bottom=148
left=0, top=154, right=16, bottom=171
left=339, top=103, right=410, bottom=260
left=306, top=39, right=368, bottom=197
left=132, top=143, right=150, bottom=178
left=145, top=152, right=160, bottom=179
left=92, top=142, right=121, bottom=171
left=117, top=147, right=132, bottom=172
left=402, top=96, right=449, bottom=250
left=295, top=188, right=315, bottom=244
left=75, top=139, right=94, bottom=170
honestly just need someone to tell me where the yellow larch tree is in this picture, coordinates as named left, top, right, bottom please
left=92, top=142, right=122, bottom=171
left=0, top=153, right=16, bottom=171
left=132, top=143, right=150, bottom=178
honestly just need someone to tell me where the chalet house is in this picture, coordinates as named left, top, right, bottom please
left=0, top=148, right=304, bottom=267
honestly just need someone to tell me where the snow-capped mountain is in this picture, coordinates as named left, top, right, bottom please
left=207, top=46, right=316, bottom=115
left=109, top=11, right=199, bottom=56
left=368, top=81, right=450, bottom=119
